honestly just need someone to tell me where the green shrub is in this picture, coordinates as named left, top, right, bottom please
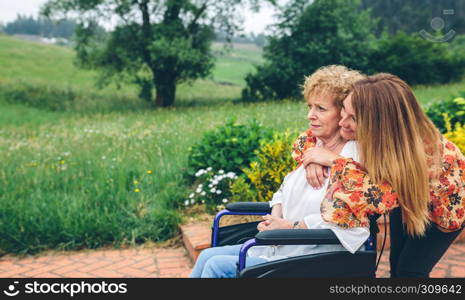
left=186, top=118, right=273, bottom=181
left=444, top=114, right=465, bottom=155
left=230, top=176, right=257, bottom=203
left=425, top=94, right=465, bottom=133
left=230, top=131, right=298, bottom=202
left=368, top=32, right=465, bottom=85
left=241, top=0, right=375, bottom=101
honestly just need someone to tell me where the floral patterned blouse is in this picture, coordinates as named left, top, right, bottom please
left=292, top=130, right=465, bottom=232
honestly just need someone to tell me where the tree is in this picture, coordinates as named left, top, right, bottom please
left=242, top=0, right=375, bottom=101
left=360, top=0, right=465, bottom=36
left=42, top=0, right=272, bottom=107
left=4, top=14, right=80, bottom=39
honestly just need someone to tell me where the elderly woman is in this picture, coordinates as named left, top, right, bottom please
left=305, top=73, right=465, bottom=277
left=189, top=65, right=368, bottom=278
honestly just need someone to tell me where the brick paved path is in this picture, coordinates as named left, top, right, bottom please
left=0, top=247, right=192, bottom=278
left=1, top=241, right=464, bottom=278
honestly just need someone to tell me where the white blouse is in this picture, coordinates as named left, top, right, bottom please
left=247, top=140, right=370, bottom=261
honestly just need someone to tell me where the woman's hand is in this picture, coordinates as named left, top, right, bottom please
left=257, top=214, right=293, bottom=231
left=305, top=163, right=329, bottom=189
left=302, top=147, right=341, bottom=168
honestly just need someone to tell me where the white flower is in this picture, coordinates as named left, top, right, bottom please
left=190, top=199, right=195, bottom=205
left=207, top=167, right=212, bottom=171
left=201, top=191, right=206, bottom=196
left=189, top=193, right=195, bottom=198
left=184, top=200, right=190, bottom=206
left=216, top=190, right=222, bottom=194
left=219, top=170, right=224, bottom=174
left=227, top=172, right=236, bottom=179
left=201, top=200, right=205, bottom=204
left=222, top=198, right=228, bottom=203
left=210, top=188, right=216, bottom=193
left=208, top=184, right=213, bottom=188
left=195, top=169, right=206, bottom=177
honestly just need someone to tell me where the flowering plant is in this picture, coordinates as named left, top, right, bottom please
left=185, top=167, right=238, bottom=213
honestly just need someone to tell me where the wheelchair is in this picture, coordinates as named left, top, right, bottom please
left=210, top=202, right=383, bottom=278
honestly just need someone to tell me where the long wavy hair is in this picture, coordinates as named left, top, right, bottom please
left=351, top=73, right=441, bottom=236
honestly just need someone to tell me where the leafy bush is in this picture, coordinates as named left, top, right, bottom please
left=241, top=0, right=375, bottom=101
left=443, top=114, right=465, bottom=154
left=425, top=95, right=465, bottom=133
left=186, top=118, right=273, bottom=181
left=368, top=32, right=465, bottom=85
left=230, top=176, right=257, bottom=203
left=241, top=0, right=465, bottom=101
left=184, top=168, right=238, bottom=213
left=230, top=131, right=298, bottom=202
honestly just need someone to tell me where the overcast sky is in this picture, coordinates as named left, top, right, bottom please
left=0, top=0, right=278, bottom=34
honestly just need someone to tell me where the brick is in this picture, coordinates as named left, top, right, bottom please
left=115, top=267, right=152, bottom=278
left=33, top=272, right=61, bottom=278
left=102, top=250, right=124, bottom=258
left=89, top=270, right=123, bottom=278
left=46, top=258, right=75, bottom=267
left=430, top=268, right=447, bottom=278
left=53, top=263, right=87, bottom=275
left=159, top=268, right=189, bottom=278
left=180, top=270, right=192, bottom=278
left=442, top=259, right=465, bottom=267
left=131, top=258, right=155, bottom=269
left=156, top=261, right=190, bottom=270
left=104, top=259, right=137, bottom=270
left=0, top=266, right=34, bottom=277
left=142, top=265, right=158, bottom=273
left=435, top=263, right=448, bottom=269
left=77, top=260, right=114, bottom=273
left=451, top=266, right=465, bottom=277
left=0, top=261, right=19, bottom=271
left=61, top=271, right=95, bottom=278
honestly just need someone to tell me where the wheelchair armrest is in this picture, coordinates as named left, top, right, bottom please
left=237, top=229, right=341, bottom=271
left=225, top=202, right=272, bottom=214
left=255, top=229, right=341, bottom=245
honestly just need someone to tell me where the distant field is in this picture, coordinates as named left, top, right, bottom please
left=0, top=35, right=261, bottom=106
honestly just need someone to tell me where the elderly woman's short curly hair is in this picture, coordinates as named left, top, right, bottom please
left=302, top=65, right=366, bottom=107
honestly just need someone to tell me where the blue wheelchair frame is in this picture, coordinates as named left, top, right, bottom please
left=211, top=202, right=379, bottom=277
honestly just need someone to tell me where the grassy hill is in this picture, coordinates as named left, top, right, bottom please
left=0, top=35, right=261, bottom=107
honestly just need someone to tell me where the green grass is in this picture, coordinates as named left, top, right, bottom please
left=210, top=42, right=263, bottom=86
left=0, top=98, right=307, bottom=254
left=1, top=33, right=464, bottom=255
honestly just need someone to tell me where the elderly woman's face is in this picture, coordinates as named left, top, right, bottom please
left=306, top=92, right=342, bottom=140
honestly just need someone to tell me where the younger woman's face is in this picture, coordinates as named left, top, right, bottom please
left=339, top=94, right=357, bottom=140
